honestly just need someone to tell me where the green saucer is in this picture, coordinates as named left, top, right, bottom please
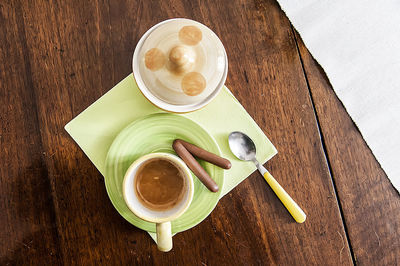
left=104, top=113, right=224, bottom=234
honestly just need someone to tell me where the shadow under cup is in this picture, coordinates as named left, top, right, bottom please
left=122, top=153, right=194, bottom=251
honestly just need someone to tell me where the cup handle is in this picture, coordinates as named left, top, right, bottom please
left=156, top=222, right=172, bottom=252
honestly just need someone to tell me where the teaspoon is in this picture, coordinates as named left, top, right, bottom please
left=228, top=131, right=306, bottom=223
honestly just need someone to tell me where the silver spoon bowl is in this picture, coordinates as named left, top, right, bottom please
left=228, top=131, right=257, bottom=161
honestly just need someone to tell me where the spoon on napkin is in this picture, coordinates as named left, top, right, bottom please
left=228, top=131, right=306, bottom=223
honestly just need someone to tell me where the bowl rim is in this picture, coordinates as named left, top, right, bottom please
left=132, top=18, right=228, bottom=113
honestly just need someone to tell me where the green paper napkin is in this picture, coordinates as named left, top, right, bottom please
left=65, top=74, right=277, bottom=240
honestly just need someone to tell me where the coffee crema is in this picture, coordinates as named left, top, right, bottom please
left=134, top=158, right=186, bottom=211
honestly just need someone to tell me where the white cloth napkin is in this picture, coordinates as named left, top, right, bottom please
left=276, top=0, right=400, bottom=191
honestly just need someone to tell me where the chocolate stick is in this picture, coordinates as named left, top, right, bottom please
left=172, top=140, right=219, bottom=192
left=175, top=139, right=232, bottom=169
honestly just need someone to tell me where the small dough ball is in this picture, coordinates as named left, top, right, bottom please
left=167, top=45, right=196, bottom=74
left=179, top=26, right=202, bottom=46
left=145, top=48, right=166, bottom=71
left=181, top=72, right=206, bottom=96
left=169, top=45, right=191, bottom=66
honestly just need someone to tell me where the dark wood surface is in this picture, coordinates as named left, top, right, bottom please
left=0, top=0, right=398, bottom=265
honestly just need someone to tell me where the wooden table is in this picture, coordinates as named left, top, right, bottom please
left=1, top=0, right=399, bottom=265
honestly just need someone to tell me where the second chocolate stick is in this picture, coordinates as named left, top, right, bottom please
left=175, top=139, right=232, bottom=169
left=172, top=140, right=219, bottom=192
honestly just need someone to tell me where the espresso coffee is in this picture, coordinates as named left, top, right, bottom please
left=134, top=158, right=186, bottom=211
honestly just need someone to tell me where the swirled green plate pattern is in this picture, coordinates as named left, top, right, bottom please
left=104, top=113, right=224, bottom=233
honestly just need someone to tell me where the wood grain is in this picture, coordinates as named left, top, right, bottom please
left=0, top=1, right=61, bottom=264
left=1, top=0, right=394, bottom=264
left=294, top=31, right=400, bottom=265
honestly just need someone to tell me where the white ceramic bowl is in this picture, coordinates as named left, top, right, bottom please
left=132, top=18, right=228, bottom=113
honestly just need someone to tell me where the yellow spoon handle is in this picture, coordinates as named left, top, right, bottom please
left=259, top=166, right=306, bottom=223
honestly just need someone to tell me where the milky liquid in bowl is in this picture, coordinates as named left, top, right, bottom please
left=133, top=19, right=228, bottom=111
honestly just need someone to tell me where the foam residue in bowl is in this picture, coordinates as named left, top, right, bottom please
left=137, top=19, right=227, bottom=105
